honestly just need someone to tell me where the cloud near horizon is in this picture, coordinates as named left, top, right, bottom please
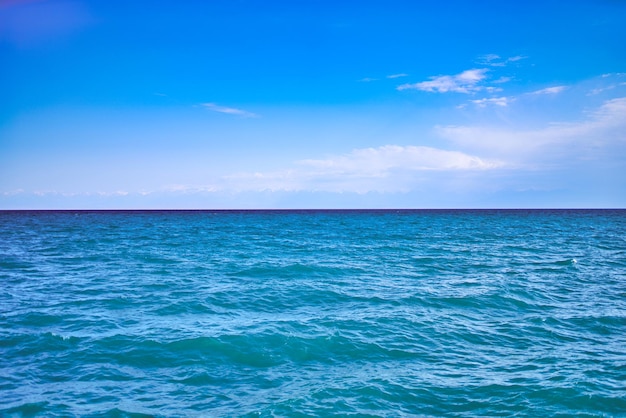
left=299, top=145, right=502, bottom=172
left=223, top=145, right=505, bottom=193
left=0, top=144, right=506, bottom=198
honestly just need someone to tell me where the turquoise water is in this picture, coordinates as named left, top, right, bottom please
left=1, top=209, right=625, bottom=417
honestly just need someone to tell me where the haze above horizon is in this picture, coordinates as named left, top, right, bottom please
left=1, top=0, right=625, bottom=209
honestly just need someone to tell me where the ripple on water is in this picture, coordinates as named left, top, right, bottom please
left=1, top=210, right=625, bottom=416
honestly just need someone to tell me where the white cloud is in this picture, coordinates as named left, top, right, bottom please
left=1, top=189, right=24, bottom=196
left=162, top=184, right=220, bottom=193
left=96, top=191, right=129, bottom=197
left=477, top=54, right=502, bottom=65
left=469, top=97, right=513, bottom=107
left=201, top=103, right=259, bottom=118
left=528, top=86, right=567, bottom=95
left=476, top=54, right=527, bottom=67
left=387, top=73, right=408, bottom=79
left=507, top=55, right=526, bottom=63
left=436, top=97, right=626, bottom=158
left=359, top=74, right=407, bottom=82
left=590, top=97, right=626, bottom=124
left=588, top=82, right=626, bottom=95
left=300, top=145, right=503, bottom=172
left=224, top=145, right=505, bottom=193
left=587, top=73, right=626, bottom=95
left=492, top=76, right=512, bottom=84
left=27, top=190, right=132, bottom=197
left=33, top=190, right=58, bottom=196
left=602, top=72, right=626, bottom=78
left=397, top=69, right=488, bottom=93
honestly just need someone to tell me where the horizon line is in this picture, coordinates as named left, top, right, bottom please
left=1, top=208, right=624, bottom=212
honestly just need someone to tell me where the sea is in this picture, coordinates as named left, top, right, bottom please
left=1, top=209, right=625, bottom=417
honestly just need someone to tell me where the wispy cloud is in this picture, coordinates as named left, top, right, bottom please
left=223, top=145, right=505, bottom=193
left=589, top=73, right=626, bottom=95
left=1, top=189, right=24, bottom=196
left=469, top=96, right=513, bottom=107
left=492, top=76, right=512, bottom=84
left=460, top=84, right=566, bottom=109
left=477, top=54, right=501, bottom=65
left=477, top=54, right=527, bottom=67
left=97, top=191, right=129, bottom=197
left=507, top=55, right=526, bottom=63
left=299, top=145, right=503, bottom=172
left=437, top=97, right=626, bottom=159
left=588, top=82, right=626, bottom=95
left=387, top=73, right=408, bottom=79
left=201, top=103, right=259, bottom=118
left=397, top=69, right=488, bottom=93
left=528, top=86, right=567, bottom=95
left=27, top=190, right=131, bottom=197
left=602, top=72, right=626, bottom=78
left=359, top=74, right=407, bottom=82
left=161, top=184, right=220, bottom=193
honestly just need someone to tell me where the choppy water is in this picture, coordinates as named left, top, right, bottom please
left=1, top=209, right=625, bottom=417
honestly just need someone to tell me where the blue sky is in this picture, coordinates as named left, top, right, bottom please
left=1, top=0, right=625, bottom=209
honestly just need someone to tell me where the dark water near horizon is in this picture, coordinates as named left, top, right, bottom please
left=1, top=209, right=625, bottom=417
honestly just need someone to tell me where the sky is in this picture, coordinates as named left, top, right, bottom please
left=1, top=0, right=625, bottom=209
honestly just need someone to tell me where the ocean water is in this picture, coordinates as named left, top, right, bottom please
left=1, top=209, right=625, bottom=417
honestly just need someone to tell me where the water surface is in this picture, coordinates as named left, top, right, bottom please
left=1, top=210, right=625, bottom=416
